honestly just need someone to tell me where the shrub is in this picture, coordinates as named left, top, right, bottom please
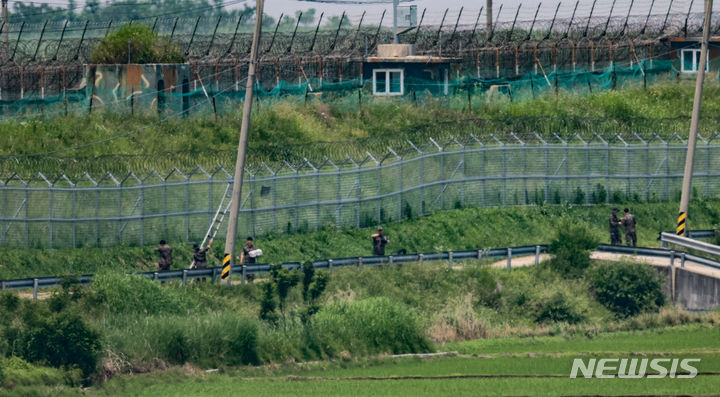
left=428, top=294, right=487, bottom=343
left=547, top=220, right=598, bottom=276
left=105, top=313, right=260, bottom=368
left=301, top=261, right=315, bottom=302
left=529, top=286, right=588, bottom=324
left=587, top=261, right=665, bottom=318
left=463, top=267, right=502, bottom=308
left=0, top=291, right=20, bottom=315
left=22, top=312, right=102, bottom=380
left=258, top=282, right=278, bottom=324
left=163, top=328, right=190, bottom=365
left=89, top=270, right=197, bottom=315
left=309, top=297, right=432, bottom=357
left=0, top=356, right=76, bottom=388
left=90, top=25, right=185, bottom=64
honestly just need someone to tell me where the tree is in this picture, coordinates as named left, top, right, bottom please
left=297, top=8, right=316, bottom=25
left=90, top=24, right=184, bottom=64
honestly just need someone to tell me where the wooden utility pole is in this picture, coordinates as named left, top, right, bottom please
left=223, top=0, right=264, bottom=285
left=486, top=0, right=493, bottom=38
left=677, top=0, right=712, bottom=236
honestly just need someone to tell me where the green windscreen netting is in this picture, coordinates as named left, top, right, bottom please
left=0, top=60, right=684, bottom=119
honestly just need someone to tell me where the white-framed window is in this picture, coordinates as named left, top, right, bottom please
left=373, top=69, right=404, bottom=96
left=681, top=48, right=709, bottom=73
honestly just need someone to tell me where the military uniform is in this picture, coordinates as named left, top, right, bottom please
left=372, top=234, right=389, bottom=256
left=609, top=214, right=621, bottom=246
left=242, top=243, right=256, bottom=264
left=155, top=243, right=173, bottom=271
left=193, top=247, right=209, bottom=268
left=621, top=212, right=637, bottom=247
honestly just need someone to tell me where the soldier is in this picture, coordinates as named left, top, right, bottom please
left=154, top=240, right=172, bottom=284
left=620, top=208, right=637, bottom=247
left=192, top=243, right=210, bottom=268
left=371, top=226, right=389, bottom=256
left=239, top=237, right=257, bottom=265
left=609, top=208, right=622, bottom=246
left=192, top=243, right=210, bottom=282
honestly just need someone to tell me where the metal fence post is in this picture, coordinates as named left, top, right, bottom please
left=680, top=252, right=686, bottom=268
left=669, top=250, right=675, bottom=267
left=94, top=183, right=99, bottom=247
left=315, top=165, right=320, bottom=230
left=49, top=183, right=54, bottom=248
left=535, top=245, right=541, bottom=265
left=477, top=249, right=483, bottom=265
left=448, top=251, right=453, bottom=269
left=1, top=281, right=5, bottom=290
left=242, top=265, right=247, bottom=284
left=182, top=270, right=187, bottom=286
left=461, top=144, right=466, bottom=207
left=212, top=268, right=217, bottom=283
left=140, top=180, right=145, bottom=246
left=358, top=257, right=363, bottom=268
left=251, top=173, right=256, bottom=237
left=294, top=168, right=299, bottom=231
left=544, top=142, right=550, bottom=202
left=398, top=154, right=403, bottom=220
left=355, top=163, right=361, bottom=228
left=376, top=159, right=382, bottom=223
left=185, top=175, right=190, bottom=242
left=419, top=151, right=424, bottom=215
left=162, top=177, right=167, bottom=238
left=328, top=259, right=333, bottom=272
left=118, top=183, right=123, bottom=244
left=419, top=253, right=424, bottom=264
left=388, top=255, right=393, bottom=269
left=606, top=140, right=611, bottom=203
left=33, top=278, right=38, bottom=300
left=153, top=272, right=159, bottom=281
left=507, top=248, right=512, bottom=269
left=71, top=182, right=77, bottom=248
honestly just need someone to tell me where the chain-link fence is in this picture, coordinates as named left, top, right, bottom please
left=2, top=134, right=719, bottom=249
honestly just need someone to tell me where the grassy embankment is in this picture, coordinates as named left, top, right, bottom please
left=1, top=201, right=718, bottom=280
left=2, top=215, right=720, bottom=395
left=2, top=81, right=720, bottom=176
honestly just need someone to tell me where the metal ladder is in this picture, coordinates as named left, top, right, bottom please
left=190, top=183, right=232, bottom=269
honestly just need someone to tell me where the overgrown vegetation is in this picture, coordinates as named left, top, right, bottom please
left=3, top=81, right=720, bottom=176
left=0, top=289, right=101, bottom=383
left=0, top=246, right=712, bottom=393
left=588, top=261, right=666, bottom=318
left=90, top=25, right=185, bottom=64
left=546, top=220, right=598, bottom=276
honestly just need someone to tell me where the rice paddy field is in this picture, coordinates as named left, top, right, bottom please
left=16, top=325, right=718, bottom=396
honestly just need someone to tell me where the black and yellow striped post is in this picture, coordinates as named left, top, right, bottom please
left=221, top=253, right=231, bottom=285
left=676, top=212, right=687, bottom=237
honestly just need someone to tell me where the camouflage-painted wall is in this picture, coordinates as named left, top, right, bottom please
left=86, top=63, right=191, bottom=114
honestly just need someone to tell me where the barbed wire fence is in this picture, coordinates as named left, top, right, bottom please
left=2, top=133, right=720, bottom=249
left=0, top=1, right=718, bottom=104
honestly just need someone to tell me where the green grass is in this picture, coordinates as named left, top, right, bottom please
left=87, top=374, right=720, bottom=397
left=445, top=324, right=720, bottom=356
left=2, top=201, right=718, bottom=280
left=3, top=81, right=720, bottom=176
left=41, top=325, right=720, bottom=396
